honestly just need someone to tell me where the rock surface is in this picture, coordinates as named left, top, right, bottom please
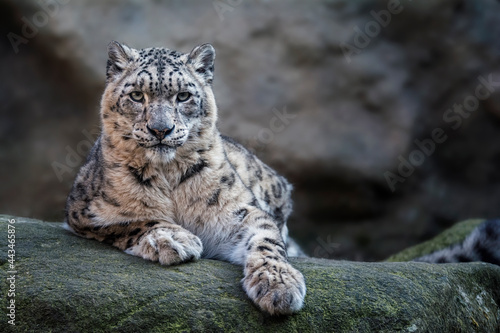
left=2, top=0, right=500, bottom=261
left=386, top=219, right=485, bottom=262
left=1, top=215, right=500, bottom=332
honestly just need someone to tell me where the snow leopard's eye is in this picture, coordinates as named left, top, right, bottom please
left=177, top=92, right=191, bottom=102
left=129, top=91, right=144, bottom=102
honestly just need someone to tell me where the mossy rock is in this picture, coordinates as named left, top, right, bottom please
left=386, top=219, right=485, bottom=262
left=1, top=215, right=499, bottom=332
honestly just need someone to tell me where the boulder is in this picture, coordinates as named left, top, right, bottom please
left=386, top=219, right=485, bottom=262
left=1, top=215, right=500, bottom=332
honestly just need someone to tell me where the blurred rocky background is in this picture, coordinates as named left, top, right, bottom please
left=1, top=0, right=500, bottom=261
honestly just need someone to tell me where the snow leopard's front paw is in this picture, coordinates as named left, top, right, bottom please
left=125, top=227, right=203, bottom=265
left=242, top=254, right=306, bottom=315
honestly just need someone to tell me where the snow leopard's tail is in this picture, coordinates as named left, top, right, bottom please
left=413, top=219, right=500, bottom=265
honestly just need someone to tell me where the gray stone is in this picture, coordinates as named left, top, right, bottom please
left=1, top=215, right=500, bottom=332
left=386, top=219, right=486, bottom=262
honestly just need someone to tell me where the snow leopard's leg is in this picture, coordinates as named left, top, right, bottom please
left=229, top=207, right=306, bottom=315
left=65, top=218, right=203, bottom=266
left=65, top=203, right=202, bottom=266
left=413, top=219, right=500, bottom=265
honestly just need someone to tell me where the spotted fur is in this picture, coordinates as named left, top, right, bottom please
left=414, top=219, right=500, bottom=265
left=64, top=41, right=305, bottom=315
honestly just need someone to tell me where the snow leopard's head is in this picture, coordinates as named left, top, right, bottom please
left=100, top=41, right=217, bottom=163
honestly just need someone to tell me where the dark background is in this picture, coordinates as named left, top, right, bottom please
left=2, top=0, right=500, bottom=261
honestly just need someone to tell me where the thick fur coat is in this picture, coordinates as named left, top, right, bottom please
left=64, top=42, right=305, bottom=315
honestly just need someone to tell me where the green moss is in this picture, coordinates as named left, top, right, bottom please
left=1, top=215, right=500, bottom=332
left=386, top=219, right=485, bottom=262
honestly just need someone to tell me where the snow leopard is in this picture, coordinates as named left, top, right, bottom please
left=64, top=41, right=305, bottom=315
left=413, top=219, right=500, bottom=265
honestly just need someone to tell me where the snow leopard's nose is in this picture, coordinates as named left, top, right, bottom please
left=147, top=124, right=175, bottom=140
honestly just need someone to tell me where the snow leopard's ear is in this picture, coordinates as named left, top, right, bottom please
left=106, top=41, right=135, bottom=82
left=187, top=43, right=215, bottom=85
